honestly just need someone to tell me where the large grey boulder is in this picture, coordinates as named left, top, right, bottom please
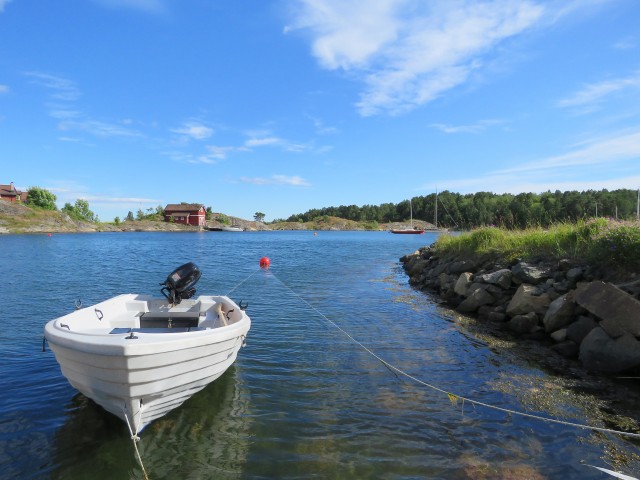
left=579, top=327, right=640, bottom=373
left=566, top=267, right=584, bottom=283
left=566, top=316, right=598, bottom=344
left=457, top=288, right=495, bottom=313
left=512, top=262, right=551, bottom=285
left=454, top=272, right=473, bottom=296
left=574, top=281, right=640, bottom=337
left=507, top=312, right=539, bottom=334
left=407, top=259, right=429, bottom=277
left=448, top=259, right=479, bottom=275
left=542, top=293, right=576, bottom=333
left=506, top=284, right=551, bottom=317
left=478, top=269, right=513, bottom=289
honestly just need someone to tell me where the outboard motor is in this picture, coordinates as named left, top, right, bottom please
left=160, top=262, right=201, bottom=305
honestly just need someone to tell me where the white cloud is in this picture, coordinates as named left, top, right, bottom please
left=430, top=119, right=505, bottom=134
left=0, top=0, right=12, bottom=13
left=557, top=72, right=640, bottom=109
left=204, top=145, right=236, bottom=160
left=308, top=115, right=339, bottom=135
left=59, top=119, right=141, bottom=138
left=171, top=122, right=213, bottom=140
left=81, top=195, right=162, bottom=205
left=24, top=71, right=81, bottom=102
left=245, top=136, right=281, bottom=147
left=613, top=36, right=636, bottom=50
left=439, top=128, right=640, bottom=194
left=497, top=129, right=640, bottom=174
left=442, top=173, right=640, bottom=196
left=288, top=0, right=545, bottom=116
left=92, top=0, right=166, bottom=14
left=239, top=175, right=311, bottom=186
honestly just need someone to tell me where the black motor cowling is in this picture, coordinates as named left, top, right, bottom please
left=160, top=262, right=201, bottom=305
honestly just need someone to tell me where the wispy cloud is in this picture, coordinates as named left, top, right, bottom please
left=557, top=72, right=640, bottom=110
left=243, top=133, right=317, bottom=153
left=308, top=115, right=339, bottom=135
left=25, top=71, right=142, bottom=138
left=245, top=136, right=281, bottom=147
left=91, top=0, right=167, bottom=14
left=239, top=175, right=311, bottom=186
left=287, top=0, right=545, bottom=116
left=497, top=129, right=640, bottom=174
left=0, top=84, right=9, bottom=94
left=81, top=195, right=162, bottom=204
left=58, top=119, right=142, bottom=138
left=441, top=173, right=640, bottom=197
left=613, top=36, right=636, bottom=50
left=171, top=121, right=214, bottom=140
left=430, top=119, right=506, bottom=134
left=25, top=71, right=81, bottom=102
left=438, top=128, right=640, bottom=194
left=47, top=180, right=161, bottom=212
left=0, top=0, right=12, bottom=13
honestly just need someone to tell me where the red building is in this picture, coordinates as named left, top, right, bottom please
left=0, top=182, right=27, bottom=203
left=164, top=204, right=206, bottom=226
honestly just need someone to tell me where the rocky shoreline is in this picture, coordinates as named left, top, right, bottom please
left=401, top=245, right=640, bottom=374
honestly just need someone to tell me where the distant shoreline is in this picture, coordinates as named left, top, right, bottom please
left=0, top=202, right=439, bottom=234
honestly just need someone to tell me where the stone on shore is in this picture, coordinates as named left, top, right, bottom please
left=574, top=281, right=640, bottom=337
left=542, top=294, right=576, bottom=333
left=506, top=284, right=551, bottom=317
left=457, top=288, right=495, bottom=313
left=579, top=327, right=640, bottom=372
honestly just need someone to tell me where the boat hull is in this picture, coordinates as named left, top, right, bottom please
left=44, top=294, right=250, bottom=432
left=390, top=229, right=425, bottom=234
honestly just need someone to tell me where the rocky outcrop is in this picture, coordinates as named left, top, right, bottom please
left=401, top=246, right=640, bottom=374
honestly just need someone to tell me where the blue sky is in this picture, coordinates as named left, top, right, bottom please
left=1, top=0, right=639, bottom=222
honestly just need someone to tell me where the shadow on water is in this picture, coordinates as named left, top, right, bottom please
left=49, top=366, right=250, bottom=480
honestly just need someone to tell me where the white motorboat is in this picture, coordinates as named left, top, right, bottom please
left=207, top=225, right=244, bottom=232
left=44, top=263, right=251, bottom=433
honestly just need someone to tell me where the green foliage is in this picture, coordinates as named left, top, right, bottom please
left=588, top=221, right=640, bottom=271
left=26, top=187, right=57, bottom=210
left=131, top=205, right=164, bottom=222
left=254, top=212, right=266, bottom=222
left=363, top=220, right=379, bottom=230
left=125, top=211, right=135, bottom=222
left=287, top=189, right=639, bottom=230
left=215, top=214, right=230, bottom=225
left=434, top=219, right=640, bottom=273
left=113, top=216, right=121, bottom=225
left=62, top=199, right=97, bottom=222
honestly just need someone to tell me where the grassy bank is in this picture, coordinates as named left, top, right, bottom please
left=434, top=219, right=640, bottom=275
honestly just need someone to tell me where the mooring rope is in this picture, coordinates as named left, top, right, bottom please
left=226, top=269, right=260, bottom=297
left=123, top=405, right=149, bottom=480
left=261, top=269, right=640, bottom=441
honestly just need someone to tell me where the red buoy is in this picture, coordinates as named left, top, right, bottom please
left=259, top=257, right=271, bottom=269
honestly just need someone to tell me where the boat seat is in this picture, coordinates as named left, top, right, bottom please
left=139, top=312, right=201, bottom=329
left=109, top=327, right=207, bottom=334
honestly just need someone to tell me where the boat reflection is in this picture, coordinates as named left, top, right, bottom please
left=50, top=366, right=251, bottom=480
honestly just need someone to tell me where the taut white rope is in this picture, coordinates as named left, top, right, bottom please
left=269, top=270, right=640, bottom=441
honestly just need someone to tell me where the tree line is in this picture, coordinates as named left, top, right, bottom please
left=283, top=189, right=640, bottom=229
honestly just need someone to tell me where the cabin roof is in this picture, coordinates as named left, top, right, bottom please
left=164, top=203, right=204, bottom=213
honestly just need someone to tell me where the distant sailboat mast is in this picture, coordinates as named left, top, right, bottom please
left=434, top=186, right=438, bottom=229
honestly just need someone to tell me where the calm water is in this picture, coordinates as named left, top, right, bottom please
left=1, top=231, right=639, bottom=479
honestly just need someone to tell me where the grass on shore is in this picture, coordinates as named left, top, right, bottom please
left=434, top=218, right=640, bottom=273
